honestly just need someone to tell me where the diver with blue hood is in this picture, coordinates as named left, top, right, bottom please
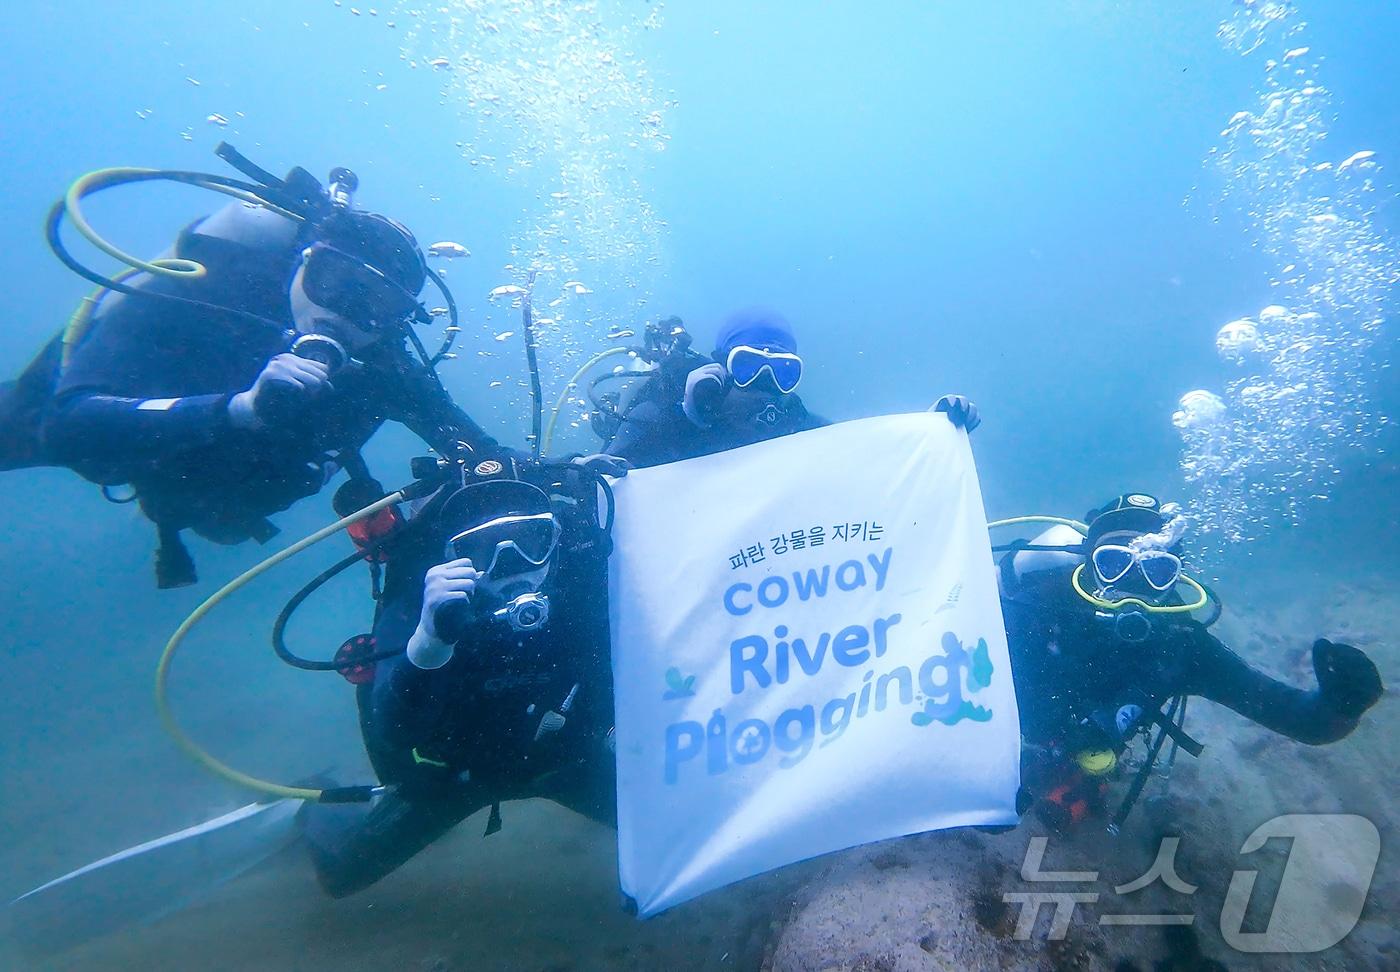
left=0, top=146, right=499, bottom=587
left=602, top=307, right=980, bottom=466
left=602, top=307, right=827, bottom=466
left=298, top=456, right=618, bottom=897
left=994, top=495, right=1384, bottom=830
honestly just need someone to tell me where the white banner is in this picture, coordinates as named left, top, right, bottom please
left=608, top=412, right=1020, bottom=916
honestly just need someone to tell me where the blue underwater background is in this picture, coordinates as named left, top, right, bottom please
left=0, top=2, right=1397, bottom=969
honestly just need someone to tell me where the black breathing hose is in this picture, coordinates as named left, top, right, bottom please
left=522, top=269, right=544, bottom=459
left=426, top=266, right=461, bottom=366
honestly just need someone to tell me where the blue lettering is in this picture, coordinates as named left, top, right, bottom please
left=774, top=706, right=815, bottom=766
left=723, top=582, right=753, bottom=616
left=819, top=694, right=856, bottom=745
left=664, top=721, right=703, bottom=783
left=792, top=632, right=831, bottom=676
left=876, top=666, right=913, bottom=710
left=832, top=624, right=871, bottom=666
left=757, top=575, right=788, bottom=608
left=867, top=547, right=893, bottom=591
left=835, top=560, right=866, bottom=591
left=706, top=709, right=728, bottom=775
left=792, top=566, right=831, bottom=600
left=873, top=613, right=902, bottom=658
left=918, top=635, right=969, bottom=722
left=857, top=670, right=874, bottom=717
left=729, top=635, right=770, bottom=694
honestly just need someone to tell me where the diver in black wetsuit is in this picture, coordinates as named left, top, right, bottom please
left=997, top=494, right=1384, bottom=828
left=301, top=460, right=617, bottom=898
left=13, top=180, right=498, bottom=587
left=603, top=308, right=981, bottom=466
left=602, top=308, right=828, bottom=466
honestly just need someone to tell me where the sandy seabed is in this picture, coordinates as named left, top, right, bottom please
left=8, top=571, right=1396, bottom=972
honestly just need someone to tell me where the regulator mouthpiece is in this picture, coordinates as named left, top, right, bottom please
left=494, top=592, right=551, bottom=632
left=290, top=333, right=348, bottom=373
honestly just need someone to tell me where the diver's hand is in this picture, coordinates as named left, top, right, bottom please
left=683, top=363, right=727, bottom=428
left=228, top=353, right=333, bottom=429
left=407, top=558, right=482, bottom=670
left=1313, top=638, right=1383, bottom=719
left=933, top=394, right=981, bottom=433
left=573, top=453, right=630, bottom=478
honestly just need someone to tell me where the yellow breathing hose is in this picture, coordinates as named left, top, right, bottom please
left=61, top=268, right=142, bottom=369
left=154, top=492, right=405, bottom=802
left=64, top=167, right=303, bottom=280
left=1070, top=565, right=1209, bottom=614
left=541, top=345, right=635, bottom=454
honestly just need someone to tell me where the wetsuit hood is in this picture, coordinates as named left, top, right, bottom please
left=713, top=307, right=797, bottom=360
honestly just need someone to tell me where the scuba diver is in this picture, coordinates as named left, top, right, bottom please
left=996, top=494, right=1384, bottom=831
left=0, top=145, right=498, bottom=587
left=600, top=308, right=825, bottom=466
left=299, top=454, right=617, bottom=897
left=601, top=307, right=980, bottom=466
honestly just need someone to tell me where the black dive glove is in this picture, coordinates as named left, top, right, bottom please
left=1313, top=638, right=1383, bottom=719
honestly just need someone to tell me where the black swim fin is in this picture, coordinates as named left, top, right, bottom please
left=299, top=788, right=488, bottom=898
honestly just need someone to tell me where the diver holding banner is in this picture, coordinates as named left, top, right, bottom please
left=993, top=496, right=1384, bottom=832
left=304, top=405, right=990, bottom=900
left=300, top=453, right=622, bottom=897
left=7, top=389, right=986, bottom=943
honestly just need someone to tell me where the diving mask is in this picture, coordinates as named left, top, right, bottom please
left=1090, top=545, right=1183, bottom=593
left=447, top=512, right=560, bottom=580
left=725, top=345, right=803, bottom=394
left=441, top=480, right=561, bottom=634
left=300, top=243, right=423, bottom=329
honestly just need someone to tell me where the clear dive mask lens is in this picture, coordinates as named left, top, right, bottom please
left=1091, top=544, right=1182, bottom=592
left=1090, top=545, right=1136, bottom=585
left=446, top=512, right=559, bottom=580
left=1136, top=550, right=1183, bottom=591
left=726, top=345, right=803, bottom=393
left=302, top=244, right=420, bottom=328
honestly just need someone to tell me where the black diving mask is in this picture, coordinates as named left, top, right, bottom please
left=301, top=243, right=424, bottom=329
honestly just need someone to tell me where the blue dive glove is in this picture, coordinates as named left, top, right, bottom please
left=934, top=394, right=980, bottom=432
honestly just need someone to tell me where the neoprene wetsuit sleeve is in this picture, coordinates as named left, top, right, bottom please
left=602, top=401, right=679, bottom=466
left=803, top=409, right=832, bottom=430
left=387, top=358, right=499, bottom=456
left=370, top=653, right=447, bottom=750
left=1183, top=627, right=1368, bottom=745
left=43, top=391, right=235, bottom=466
